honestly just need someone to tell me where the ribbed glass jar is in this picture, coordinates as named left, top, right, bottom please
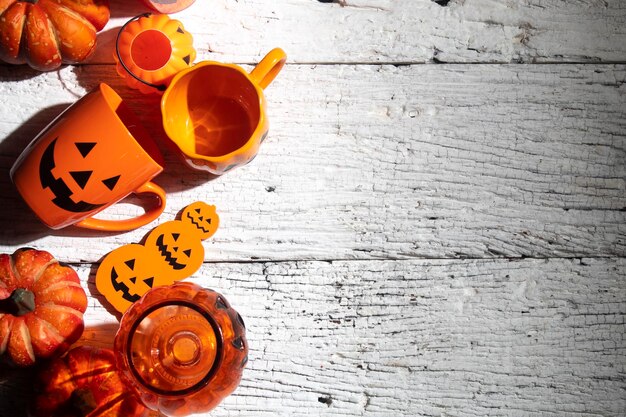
left=114, top=282, right=248, bottom=416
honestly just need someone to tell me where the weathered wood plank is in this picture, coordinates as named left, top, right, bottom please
left=87, top=0, right=626, bottom=64
left=2, top=258, right=625, bottom=416
left=0, top=64, right=623, bottom=261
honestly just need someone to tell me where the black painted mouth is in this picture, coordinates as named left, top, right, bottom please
left=155, top=234, right=188, bottom=270
left=39, top=138, right=104, bottom=213
left=186, top=210, right=212, bottom=233
left=111, top=266, right=141, bottom=303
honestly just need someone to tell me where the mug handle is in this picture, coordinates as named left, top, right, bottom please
left=249, top=48, right=287, bottom=89
left=74, top=182, right=166, bottom=232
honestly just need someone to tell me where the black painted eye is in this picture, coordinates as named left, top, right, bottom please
left=75, top=142, right=96, bottom=157
left=102, top=175, right=121, bottom=191
left=70, top=170, right=92, bottom=189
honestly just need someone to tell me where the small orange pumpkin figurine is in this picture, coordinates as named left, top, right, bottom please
left=114, top=13, right=195, bottom=94
left=0, top=0, right=110, bottom=71
left=31, top=345, right=154, bottom=417
left=96, top=202, right=219, bottom=313
left=0, top=248, right=87, bottom=366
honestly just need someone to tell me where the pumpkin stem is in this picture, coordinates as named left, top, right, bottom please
left=70, top=389, right=98, bottom=416
left=0, top=288, right=36, bottom=316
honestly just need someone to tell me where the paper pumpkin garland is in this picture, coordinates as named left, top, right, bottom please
left=96, top=202, right=219, bottom=313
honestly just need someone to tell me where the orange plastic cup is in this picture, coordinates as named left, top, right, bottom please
left=10, top=83, right=166, bottom=231
left=161, top=48, right=287, bottom=175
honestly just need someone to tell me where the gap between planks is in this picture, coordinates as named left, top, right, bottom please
left=63, top=255, right=625, bottom=268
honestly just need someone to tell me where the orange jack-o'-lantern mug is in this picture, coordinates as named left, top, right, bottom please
left=10, top=83, right=166, bottom=231
left=161, top=48, right=287, bottom=175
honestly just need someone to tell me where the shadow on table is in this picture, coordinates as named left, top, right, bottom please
left=0, top=322, right=124, bottom=417
left=0, top=104, right=70, bottom=245
left=0, top=364, right=35, bottom=417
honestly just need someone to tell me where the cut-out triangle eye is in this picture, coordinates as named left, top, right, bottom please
left=70, top=170, right=92, bottom=189
left=102, top=175, right=121, bottom=191
left=125, top=259, right=135, bottom=270
left=172, top=233, right=180, bottom=241
left=183, top=249, right=192, bottom=257
left=195, top=208, right=201, bottom=213
left=75, top=142, right=96, bottom=158
left=144, top=277, right=154, bottom=287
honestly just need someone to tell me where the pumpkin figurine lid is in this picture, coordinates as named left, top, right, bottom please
left=95, top=201, right=219, bottom=313
left=114, top=13, right=196, bottom=95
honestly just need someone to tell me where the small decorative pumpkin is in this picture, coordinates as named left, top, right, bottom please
left=114, top=13, right=195, bottom=94
left=0, top=0, right=111, bottom=71
left=96, top=202, right=219, bottom=313
left=139, top=0, right=195, bottom=13
left=0, top=248, right=87, bottom=366
left=31, top=345, right=153, bottom=417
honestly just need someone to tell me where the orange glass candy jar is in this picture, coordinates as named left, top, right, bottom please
left=114, top=282, right=248, bottom=416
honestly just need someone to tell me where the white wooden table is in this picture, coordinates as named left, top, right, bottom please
left=1, top=0, right=625, bottom=416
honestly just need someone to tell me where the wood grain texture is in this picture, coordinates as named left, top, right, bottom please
left=0, top=64, right=623, bottom=261
left=3, top=258, right=625, bottom=417
left=0, top=1, right=624, bottom=416
left=90, top=0, right=626, bottom=64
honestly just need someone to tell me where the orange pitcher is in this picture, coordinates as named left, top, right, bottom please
left=161, top=48, right=286, bottom=175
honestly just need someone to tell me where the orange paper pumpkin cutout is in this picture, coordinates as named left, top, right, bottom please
left=96, top=202, right=219, bottom=313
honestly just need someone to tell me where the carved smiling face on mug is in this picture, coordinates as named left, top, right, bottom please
left=41, top=138, right=123, bottom=213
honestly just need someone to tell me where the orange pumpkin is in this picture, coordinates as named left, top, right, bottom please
left=0, top=0, right=110, bottom=71
left=32, top=345, right=154, bottom=417
left=0, top=248, right=87, bottom=366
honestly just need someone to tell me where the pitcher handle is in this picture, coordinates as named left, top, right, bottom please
left=75, top=182, right=166, bottom=232
left=249, top=48, right=287, bottom=90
